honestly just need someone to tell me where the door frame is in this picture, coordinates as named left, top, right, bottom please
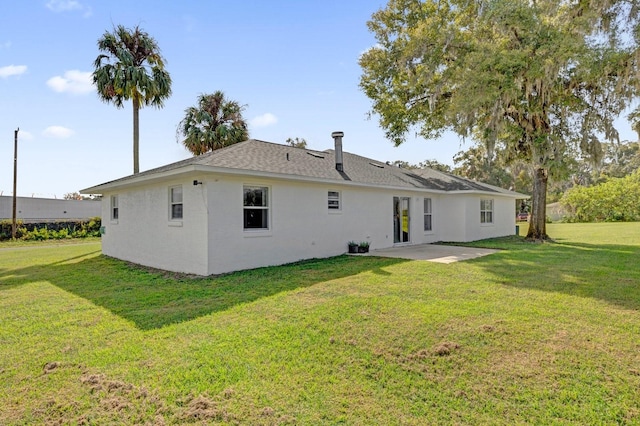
left=393, top=196, right=410, bottom=244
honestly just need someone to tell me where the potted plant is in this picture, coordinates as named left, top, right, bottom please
left=358, top=241, right=370, bottom=253
left=347, top=241, right=358, bottom=254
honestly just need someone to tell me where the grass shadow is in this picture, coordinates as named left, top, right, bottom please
left=0, top=252, right=407, bottom=330
left=467, top=238, right=640, bottom=310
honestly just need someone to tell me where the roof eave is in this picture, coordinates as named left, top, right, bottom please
left=80, top=163, right=526, bottom=198
left=449, top=189, right=530, bottom=198
left=80, top=165, right=202, bottom=194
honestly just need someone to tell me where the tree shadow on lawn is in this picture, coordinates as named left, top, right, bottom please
left=0, top=253, right=406, bottom=330
left=469, top=240, right=640, bottom=310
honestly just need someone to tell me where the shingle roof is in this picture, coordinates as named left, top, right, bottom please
left=82, top=139, right=525, bottom=196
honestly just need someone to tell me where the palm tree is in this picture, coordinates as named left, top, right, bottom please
left=177, top=91, right=249, bottom=155
left=93, top=25, right=172, bottom=174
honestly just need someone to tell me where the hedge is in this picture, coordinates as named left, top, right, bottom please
left=560, top=170, right=640, bottom=222
left=0, top=217, right=102, bottom=241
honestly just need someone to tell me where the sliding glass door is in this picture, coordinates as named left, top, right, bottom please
left=393, top=197, right=410, bottom=243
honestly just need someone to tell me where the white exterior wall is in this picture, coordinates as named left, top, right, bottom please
left=385, top=193, right=444, bottom=246
left=438, top=194, right=516, bottom=242
left=463, top=195, right=516, bottom=241
left=204, top=176, right=490, bottom=275
left=97, top=174, right=518, bottom=276
left=430, top=194, right=516, bottom=242
left=437, top=196, right=469, bottom=242
left=206, top=176, right=396, bottom=275
left=100, top=179, right=209, bottom=275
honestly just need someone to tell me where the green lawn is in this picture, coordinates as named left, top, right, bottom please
left=1, top=223, right=639, bottom=424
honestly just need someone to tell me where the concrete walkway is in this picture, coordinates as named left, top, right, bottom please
left=364, top=243, right=498, bottom=264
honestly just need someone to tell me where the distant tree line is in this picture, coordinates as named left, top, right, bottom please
left=392, top=138, right=640, bottom=223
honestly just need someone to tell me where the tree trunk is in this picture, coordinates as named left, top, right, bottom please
left=526, top=166, right=549, bottom=240
left=133, top=98, right=140, bottom=174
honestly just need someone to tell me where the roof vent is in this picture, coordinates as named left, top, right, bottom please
left=306, top=151, right=325, bottom=159
left=332, top=131, right=344, bottom=172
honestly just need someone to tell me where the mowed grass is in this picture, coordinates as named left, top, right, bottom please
left=1, top=223, right=639, bottom=425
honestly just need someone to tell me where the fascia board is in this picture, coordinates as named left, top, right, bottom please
left=81, top=163, right=528, bottom=198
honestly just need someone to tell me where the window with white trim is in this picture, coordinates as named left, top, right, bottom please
left=110, top=195, right=119, bottom=220
left=481, top=199, right=494, bottom=224
left=328, top=191, right=340, bottom=210
left=170, top=186, right=183, bottom=220
left=424, top=198, right=432, bottom=231
left=243, top=186, right=269, bottom=230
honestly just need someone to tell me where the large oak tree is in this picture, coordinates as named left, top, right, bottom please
left=360, top=0, right=640, bottom=239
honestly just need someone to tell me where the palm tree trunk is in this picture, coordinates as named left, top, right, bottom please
left=133, top=98, right=140, bottom=174
left=526, top=166, right=549, bottom=240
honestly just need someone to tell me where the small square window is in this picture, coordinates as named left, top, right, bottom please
left=170, top=186, right=183, bottom=220
left=328, top=191, right=340, bottom=210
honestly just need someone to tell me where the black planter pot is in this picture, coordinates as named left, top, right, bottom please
left=348, top=244, right=358, bottom=254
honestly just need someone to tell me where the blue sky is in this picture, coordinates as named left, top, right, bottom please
left=1, top=1, right=636, bottom=198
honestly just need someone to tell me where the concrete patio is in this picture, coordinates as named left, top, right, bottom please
left=362, top=243, right=499, bottom=264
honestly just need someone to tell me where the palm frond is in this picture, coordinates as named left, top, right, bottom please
left=92, top=24, right=171, bottom=108
left=177, top=91, right=249, bottom=155
left=92, top=24, right=172, bottom=174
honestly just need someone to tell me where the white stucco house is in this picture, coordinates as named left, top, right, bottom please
left=81, top=133, right=526, bottom=276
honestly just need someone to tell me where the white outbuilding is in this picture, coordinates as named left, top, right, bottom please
left=81, top=134, right=525, bottom=276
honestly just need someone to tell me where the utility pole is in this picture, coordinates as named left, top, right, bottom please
left=12, top=128, right=19, bottom=239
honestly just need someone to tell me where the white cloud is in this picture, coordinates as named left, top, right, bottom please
left=359, top=43, right=383, bottom=58
left=46, top=0, right=92, bottom=17
left=43, top=126, right=75, bottom=139
left=250, top=113, right=278, bottom=128
left=47, top=70, right=93, bottom=94
left=0, top=65, right=27, bottom=78
left=18, top=130, right=34, bottom=141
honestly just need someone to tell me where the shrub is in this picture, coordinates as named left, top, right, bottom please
left=0, top=218, right=102, bottom=241
left=561, top=170, right=640, bottom=222
left=0, top=219, right=26, bottom=239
